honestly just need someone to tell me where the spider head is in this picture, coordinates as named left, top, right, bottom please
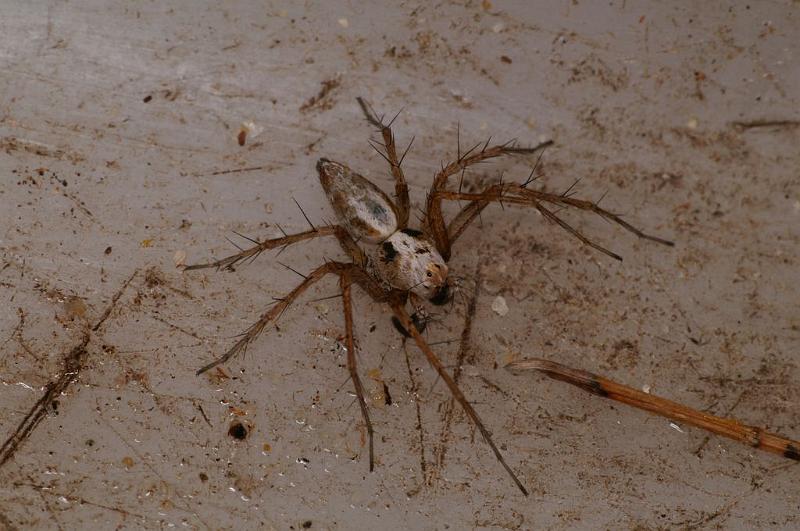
left=418, top=260, right=449, bottom=302
left=373, top=229, right=452, bottom=301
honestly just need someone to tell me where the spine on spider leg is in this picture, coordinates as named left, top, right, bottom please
left=507, top=358, right=800, bottom=461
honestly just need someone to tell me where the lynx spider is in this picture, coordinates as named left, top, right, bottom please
left=186, top=98, right=800, bottom=495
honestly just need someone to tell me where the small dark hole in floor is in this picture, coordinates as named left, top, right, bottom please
left=228, top=421, right=248, bottom=440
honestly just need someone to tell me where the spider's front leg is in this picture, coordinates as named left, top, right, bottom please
left=439, top=182, right=673, bottom=261
left=391, top=292, right=432, bottom=338
left=391, top=304, right=529, bottom=496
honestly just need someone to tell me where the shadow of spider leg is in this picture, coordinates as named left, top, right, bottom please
left=438, top=182, right=673, bottom=261
left=392, top=304, right=529, bottom=496
left=507, top=358, right=800, bottom=461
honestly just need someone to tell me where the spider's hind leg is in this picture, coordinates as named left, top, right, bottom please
left=356, top=97, right=412, bottom=228
left=424, top=139, right=553, bottom=260
left=340, top=272, right=375, bottom=470
left=439, top=181, right=673, bottom=261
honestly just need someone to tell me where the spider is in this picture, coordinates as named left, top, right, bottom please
left=185, top=98, right=799, bottom=496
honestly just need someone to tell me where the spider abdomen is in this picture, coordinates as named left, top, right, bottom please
left=317, top=158, right=398, bottom=243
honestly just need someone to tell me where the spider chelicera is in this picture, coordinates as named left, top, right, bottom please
left=185, top=98, right=799, bottom=495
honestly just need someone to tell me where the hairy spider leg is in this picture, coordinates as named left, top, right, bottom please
left=195, top=261, right=348, bottom=375
left=392, top=304, right=529, bottom=496
left=424, top=139, right=553, bottom=260
left=507, top=358, right=800, bottom=462
left=196, top=253, right=392, bottom=470
left=357, top=97, right=412, bottom=228
left=439, top=182, right=673, bottom=261
left=184, top=224, right=365, bottom=272
left=341, top=272, right=375, bottom=470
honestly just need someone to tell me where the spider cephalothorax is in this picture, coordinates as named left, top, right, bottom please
left=318, top=158, right=450, bottom=302
left=185, top=98, right=799, bottom=496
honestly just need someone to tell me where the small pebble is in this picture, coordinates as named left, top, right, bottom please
left=491, top=296, right=509, bottom=316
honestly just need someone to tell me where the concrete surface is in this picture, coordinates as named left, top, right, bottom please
left=1, top=1, right=799, bottom=529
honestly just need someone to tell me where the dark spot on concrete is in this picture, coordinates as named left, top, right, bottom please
left=199, top=472, right=209, bottom=482
left=302, top=521, right=313, bottom=529
left=104, top=246, right=112, bottom=255
left=383, top=382, right=392, bottom=405
left=784, top=444, right=800, bottom=460
left=143, top=95, right=152, bottom=103
left=401, top=228, right=423, bottom=237
left=228, top=421, right=248, bottom=440
left=382, top=241, right=397, bottom=263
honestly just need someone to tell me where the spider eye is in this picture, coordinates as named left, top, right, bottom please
left=426, top=271, right=432, bottom=277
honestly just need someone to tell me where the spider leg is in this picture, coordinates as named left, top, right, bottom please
left=356, top=97, right=411, bottom=228
left=184, top=225, right=365, bottom=272
left=391, top=304, right=529, bottom=496
left=340, top=272, right=375, bottom=470
left=196, top=261, right=346, bottom=375
left=507, top=358, right=800, bottom=461
left=425, top=139, right=553, bottom=260
left=446, top=198, right=491, bottom=247
left=439, top=182, right=673, bottom=261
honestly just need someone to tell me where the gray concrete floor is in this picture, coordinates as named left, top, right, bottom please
left=1, top=1, right=799, bottom=529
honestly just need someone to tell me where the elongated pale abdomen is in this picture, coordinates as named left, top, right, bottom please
left=317, top=158, right=398, bottom=243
